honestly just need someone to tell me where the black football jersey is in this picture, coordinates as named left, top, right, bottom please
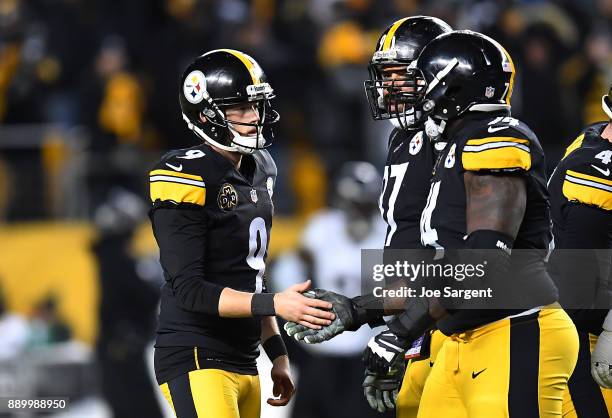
left=420, top=111, right=557, bottom=333
left=547, top=122, right=612, bottom=334
left=149, top=143, right=276, bottom=381
left=379, top=129, right=437, bottom=249
left=549, top=122, right=612, bottom=240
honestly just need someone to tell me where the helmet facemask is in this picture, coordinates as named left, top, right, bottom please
left=187, top=84, right=280, bottom=155
left=364, top=62, right=426, bottom=131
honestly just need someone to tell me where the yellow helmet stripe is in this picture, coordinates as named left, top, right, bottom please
left=218, top=49, right=260, bottom=84
left=501, top=46, right=516, bottom=105
left=483, top=34, right=516, bottom=105
left=382, top=17, right=410, bottom=51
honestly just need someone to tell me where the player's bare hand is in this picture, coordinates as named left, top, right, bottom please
left=274, top=280, right=335, bottom=328
left=267, top=355, right=295, bottom=406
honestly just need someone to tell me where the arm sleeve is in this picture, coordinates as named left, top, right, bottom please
left=151, top=205, right=225, bottom=315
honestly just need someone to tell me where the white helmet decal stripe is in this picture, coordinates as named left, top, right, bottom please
left=426, top=58, right=458, bottom=94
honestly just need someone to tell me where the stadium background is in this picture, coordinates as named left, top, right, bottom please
left=0, top=0, right=610, bottom=416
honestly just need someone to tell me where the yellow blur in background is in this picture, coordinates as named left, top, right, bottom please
left=0, top=218, right=304, bottom=345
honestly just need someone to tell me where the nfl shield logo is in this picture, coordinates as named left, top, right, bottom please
left=250, top=189, right=258, bottom=203
left=485, top=86, right=495, bottom=98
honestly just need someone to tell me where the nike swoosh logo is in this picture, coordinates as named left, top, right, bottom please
left=166, top=163, right=183, bottom=171
left=487, top=126, right=509, bottom=133
left=591, top=165, right=610, bottom=176
left=472, top=368, right=486, bottom=379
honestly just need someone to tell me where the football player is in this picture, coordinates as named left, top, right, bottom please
left=366, top=30, right=578, bottom=418
left=547, top=85, right=612, bottom=417
left=149, top=49, right=335, bottom=418
left=293, top=31, right=580, bottom=417
left=364, top=16, right=453, bottom=418
left=288, top=16, right=455, bottom=417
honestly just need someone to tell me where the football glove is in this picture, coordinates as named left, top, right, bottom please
left=363, top=329, right=412, bottom=374
left=592, top=330, right=612, bottom=388
left=283, top=291, right=321, bottom=341
left=362, top=358, right=405, bottom=413
left=284, top=289, right=383, bottom=344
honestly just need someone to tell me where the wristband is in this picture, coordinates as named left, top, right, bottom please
left=262, top=334, right=288, bottom=362
left=351, top=294, right=385, bottom=331
left=386, top=297, right=433, bottom=341
left=251, top=293, right=276, bottom=316
left=464, top=229, right=513, bottom=278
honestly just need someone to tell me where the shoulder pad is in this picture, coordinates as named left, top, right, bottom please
left=149, top=145, right=217, bottom=206
left=561, top=139, right=612, bottom=210
left=460, top=117, right=534, bottom=172
left=561, top=133, right=585, bottom=160
left=563, top=122, right=608, bottom=159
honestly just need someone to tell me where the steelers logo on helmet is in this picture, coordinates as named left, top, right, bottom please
left=183, top=70, right=207, bottom=104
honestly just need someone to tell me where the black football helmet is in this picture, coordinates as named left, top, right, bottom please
left=603, top=84, right=612, bottom=121
left=364, top=16, right=452, bottom=130
left=405, top=30, right=516, bottom=125
left=179, top=49, right=279, bottom=154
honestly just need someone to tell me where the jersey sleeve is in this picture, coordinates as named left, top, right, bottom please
left=148, top=147, right=225, bottom=316
left=551, top=203, right=611, bottom=333
left=561, top=164, right=612, bottom=211
left=149, top=146, right=216, bottom=207
left=461, top=127, right=532, bottom=173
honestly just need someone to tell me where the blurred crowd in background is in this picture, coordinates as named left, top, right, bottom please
left=1, top=0, right=611, bottom=218
left=0, top=0, right=611, bottom=417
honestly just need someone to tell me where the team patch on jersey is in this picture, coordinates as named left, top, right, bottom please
left=445, top=144, right=456, bottom=168
left=462, top=136, right=531, bottom=171
left=218, top=183, right=238, bottom=210
left=183, top=70, right=207, bottom=104
left=562, top=169, right=612, bottom=210
left=149, top=169, right=206, bottom=205
left=409, top=132, right=424, bottom=155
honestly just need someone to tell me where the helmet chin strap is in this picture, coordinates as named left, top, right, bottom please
left=389, top=118, right=402, bottom=129
left=388, top=107, right=421, bottom=129
left=425, top=117, right=446, bottom=142
left=182, top=113, right=268, bottom=155
left=227, top=124, right=266, bottom=155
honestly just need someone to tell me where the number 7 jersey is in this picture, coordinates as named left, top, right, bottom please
left=379, top=128, right=439, bottom=249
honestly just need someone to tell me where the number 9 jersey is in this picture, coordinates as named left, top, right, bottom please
left=149, top=143, right=276, bottom=382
